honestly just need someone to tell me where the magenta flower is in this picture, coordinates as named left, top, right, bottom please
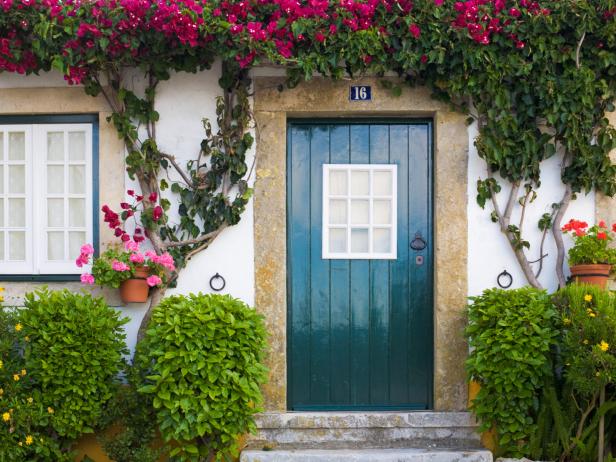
left=152, top=205, right=163, bottom=221
left=75, top=253, right=89, bottom=267
left=111, top=260, right=130, bottom=272
left=80, top=243, right=94, bottom=255
left=409, top=24, right=421, bottom=39
left=146, top=275, right=162, bottom=287
left=124, top=240, right=139, bottom=252
left=130, top=253, right=145, bottom=264
left=80, top=273, right=95, bottom=285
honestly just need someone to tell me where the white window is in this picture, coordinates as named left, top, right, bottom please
left=0, top=124, right=93, bottom=275
left=322, top=164, right=397, bottom=259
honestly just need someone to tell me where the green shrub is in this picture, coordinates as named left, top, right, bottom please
left=556, top=284, right=616, bottom=396
left=543, top=284, right=616, bottom=462
left=138, top=293, right=268, bottom=462
left=98, top=363, right=163, bottom=462
left=465, top=287, right=558, bottom=457
left=0, top=306, right=72, bottom=461
left=19, top=289, right=128, bottom=439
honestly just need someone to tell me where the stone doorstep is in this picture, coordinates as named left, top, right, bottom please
left=246, top=412, right=483, bottom=450
left=240, top=449, right=493, bottom=462
left=255, top=412, right=479, bottom=429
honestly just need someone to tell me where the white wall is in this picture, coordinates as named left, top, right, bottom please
left=466, top=121, right=596, bottom=296
left=0, top=66, right=256, bottom=356
left=2, top=69, right=598, bottom=354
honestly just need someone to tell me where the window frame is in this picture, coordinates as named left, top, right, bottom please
left=0, top=115, right=99, bottom=282
left=322, top=163, right=398, bottom=260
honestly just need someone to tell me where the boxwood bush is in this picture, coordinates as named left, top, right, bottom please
left=465, top=287, right=558, bottom=457
left=137, top=293, right=268, bottom=462
left=20, top=289, right=129, bottom=439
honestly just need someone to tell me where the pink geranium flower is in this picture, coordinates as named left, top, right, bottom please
left=80, top=273, right=95, bottom=285
left=80, top=244, right=94, bottom=255
left=124, top=240, right=139, bottom=252
left=112, top=260, right=130, bottom=272
left=146, top=275, right=162, bottom=287
left=130, top=253, right=145, bottom=264
left=75, top=254, right=89, bottom=267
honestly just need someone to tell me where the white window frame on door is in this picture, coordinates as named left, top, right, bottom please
left=322, top=164, right=398, bottom=260
left=0, top=124, right=93, bottom=275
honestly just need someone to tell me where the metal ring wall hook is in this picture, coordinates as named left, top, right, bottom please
left=497, top=270, right=513, bottom=289
left=209, top=273, right=226, bottom=292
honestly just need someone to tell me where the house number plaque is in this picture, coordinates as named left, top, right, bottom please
left=349, top=85, right=372, bottom=101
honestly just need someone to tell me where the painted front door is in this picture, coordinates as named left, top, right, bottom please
left=287, top=120, right=433, bottom=410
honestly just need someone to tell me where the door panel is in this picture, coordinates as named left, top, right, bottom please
left=287, top=120, right=433, bottom=410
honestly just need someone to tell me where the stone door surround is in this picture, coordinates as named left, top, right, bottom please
left=253, top=77, right=469, bottom=412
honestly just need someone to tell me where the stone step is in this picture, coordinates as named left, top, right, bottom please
left=247, top=412, right=483, bottom=450
left=240, top=449, right=493, bottom=462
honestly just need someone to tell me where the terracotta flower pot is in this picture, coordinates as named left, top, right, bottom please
left=570, top=263, right=612, bottom=288
left=119, top=266, right=150, bottom=303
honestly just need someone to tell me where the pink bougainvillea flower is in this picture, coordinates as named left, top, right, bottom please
left=146, top=275, right=162, bottom=287
left=152, top=205, right=163, bottom=221
left=409, top=24, right=421, bottom=39
left=434, top=0, right=443, bottom=5
left=509, top=7, right=521, bottom=18
left=80, top=273, right=95, bottom=285
left=148, top=192, right=158, bottom=202
left=80, top=244, right=94, bottom=255
left=145, top=250, right=157, bottom=259
left=130, top=253, right=145, bottom=264
left=112, top=260, right=130, bottom=272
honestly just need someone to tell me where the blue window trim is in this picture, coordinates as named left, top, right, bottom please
left=0, top=114, right=100, bottom=282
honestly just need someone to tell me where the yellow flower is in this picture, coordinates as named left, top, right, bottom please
left=18, top=442, right=22, bottom=447
left=13, top=374, right=19, bottom=382
left=0, top=360, right=3, bottom=369
left=24, top=336, right=30, bottom=342
left=14, top=323, right=22, bottom=332
left=0, top=388, right=4, bottom=396
left=25, top=435, right=33, bottom=445
left=27, top=397, right=33, bottom=404
left=563, top=318, right=571, bottom=325
left=584, top=294, right=593, bottom=302
left=600, top=341, right=609, bottom=352
left=20, top=369, right=26, bottom=377
left=583, top=339, right=589, bottom=345
left=47, top=407, right=54, bottom=414
left=0, top=287, right=5, bottom=291
left=2, top=412, right=9, bottom=422
left=587, top=308, right=596, bottom=318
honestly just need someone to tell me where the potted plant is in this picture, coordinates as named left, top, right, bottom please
left=76, top=242, right=175, bottom=303
left=562, top=219, right=616, bottom=287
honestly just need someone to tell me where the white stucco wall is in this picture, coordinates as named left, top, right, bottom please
left=467, top=121, right=596, bottom=296
left=1, top=69, right=599, bottom=354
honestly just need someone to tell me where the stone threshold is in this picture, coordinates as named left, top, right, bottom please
left=255, top=411, right=479, bottom=429
left=241, top=448, right=493, bottom=462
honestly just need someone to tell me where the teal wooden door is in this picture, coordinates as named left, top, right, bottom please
left=287, top=120, right=433, bottom=411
